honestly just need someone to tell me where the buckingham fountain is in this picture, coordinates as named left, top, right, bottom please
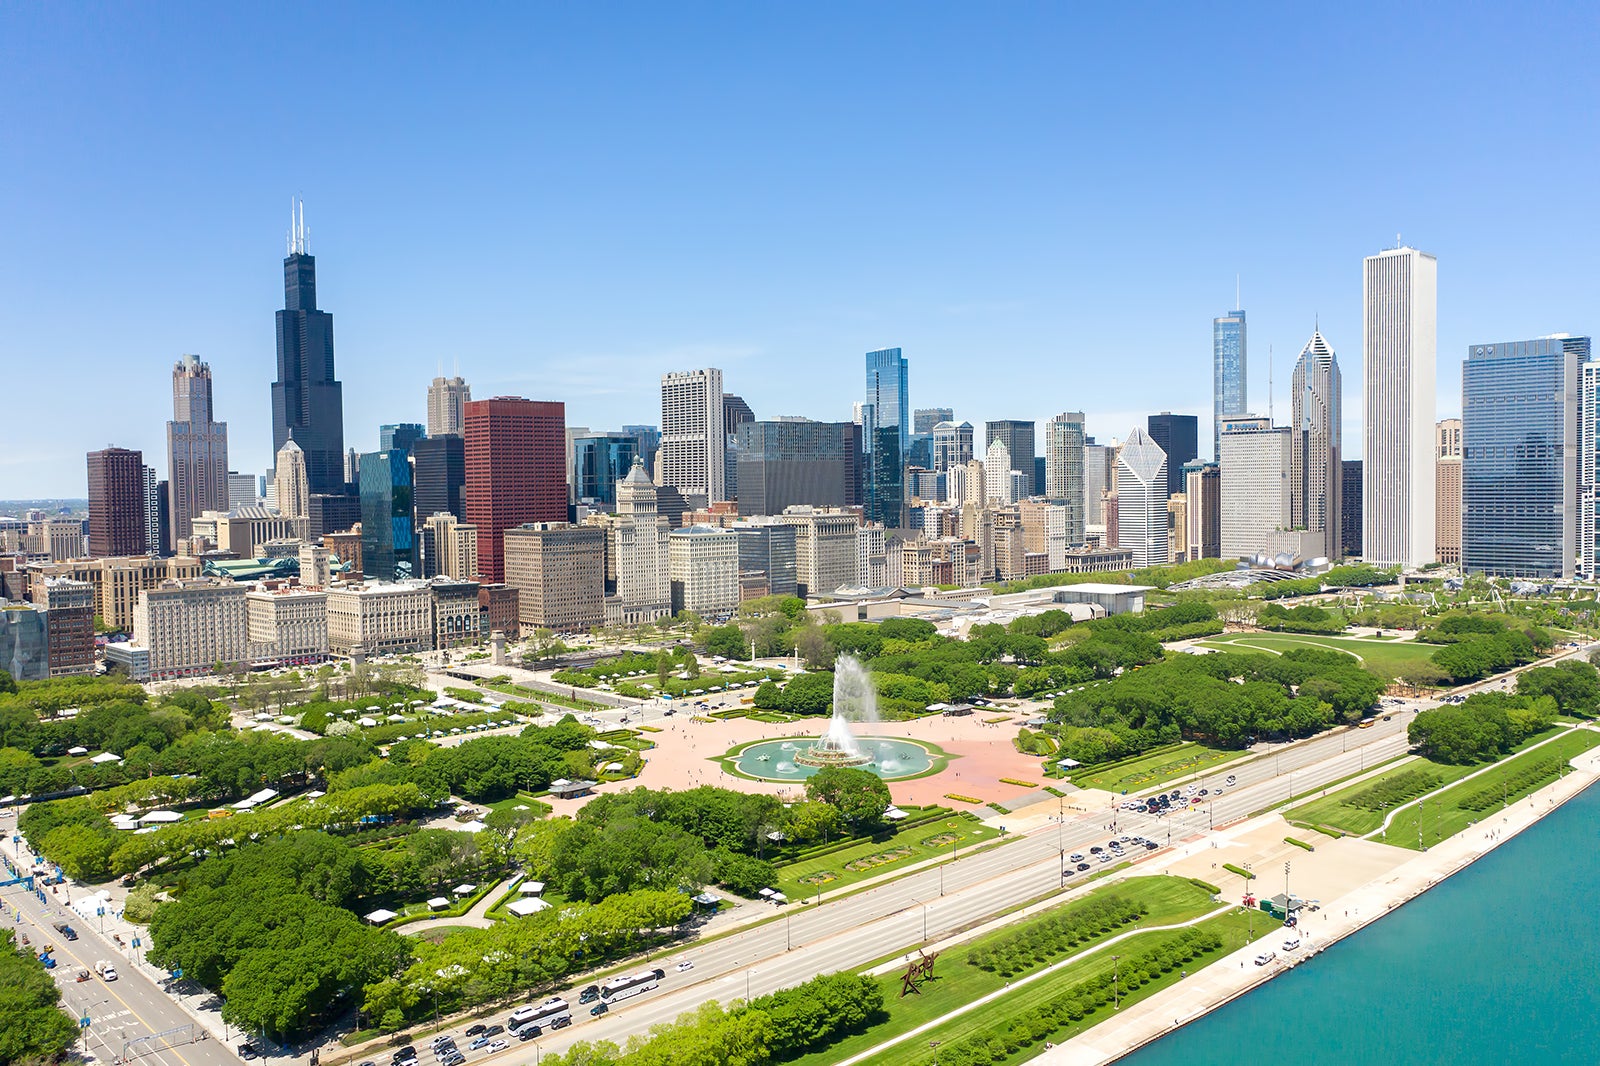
left=724, top=656, right=944, bottom=782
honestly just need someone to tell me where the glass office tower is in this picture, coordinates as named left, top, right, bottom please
left=1213, top=309, right=1247, bottom=460
left=360, top=449, right=415, bottom=580
left=1461, top=335, right=1587, bottom=577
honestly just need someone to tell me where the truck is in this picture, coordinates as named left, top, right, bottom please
left=96, top=960, right=119, bottom=981
left=52, top=922, right=78, bottom=941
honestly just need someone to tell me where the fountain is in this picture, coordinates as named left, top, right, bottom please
left=719, top=655, right=947, bottom=781
left=794, top=656, right=877, bottom=768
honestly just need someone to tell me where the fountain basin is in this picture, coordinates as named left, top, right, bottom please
left=723, top=736, right=945, bottom=781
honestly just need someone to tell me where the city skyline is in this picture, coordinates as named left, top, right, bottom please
left=6, top=6, right=1599, bottom=497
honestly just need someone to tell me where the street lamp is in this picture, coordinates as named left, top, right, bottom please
left=930, top=1041, right=942, bottom=1065
left=1112, top=955, right=1121, bottom=1010
left=911, top=898, right=928, bottom=941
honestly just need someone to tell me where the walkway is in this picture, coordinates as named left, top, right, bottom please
left=400, top=875, right=519, bottom=936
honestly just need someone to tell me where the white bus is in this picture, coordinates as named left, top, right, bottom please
left=600, top=967, right=665, bottom=1003
left=507, top=996, right=571, bottom=1033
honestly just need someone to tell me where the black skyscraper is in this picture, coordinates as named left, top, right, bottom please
left=271, top=203, right=346, bottom=495
left=1146, top=413, right=1198, bottom=497
left=413, top=435, right=466, bottom=521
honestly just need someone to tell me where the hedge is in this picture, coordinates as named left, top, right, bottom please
left=1223, top=863, right=1255, bottom=880
left=966, top=894, right=1148, bottom=978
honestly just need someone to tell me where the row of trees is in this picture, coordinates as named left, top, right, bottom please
left=330, top=719, right=603, bottom=803
left=0, top=929, right=79, bottom=1063
left=543, top=972, right=885, bottom=1066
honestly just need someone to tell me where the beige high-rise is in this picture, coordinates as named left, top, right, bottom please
left=428, top=375, right=471, bottom=437
left=1436, top=418, right=1463, bottom=565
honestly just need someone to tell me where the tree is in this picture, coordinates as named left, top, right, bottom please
left=752, top=681, right=781, bottom=709
left=705, top=625, right=749, bottom=660
left=1517, top=660, right=1600, bottom=717
left=805, top=767, right=891, bottom=828
left=795, top=626, right=835, bottom=670
left=0, top=929, right=80, bottom=1062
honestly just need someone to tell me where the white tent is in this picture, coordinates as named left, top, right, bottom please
left=519, top=881, right=546, bottom=896
left=426, top=897, right=450, bottom=910
left=139, top=810, right=182, bottom=824
left=68, top=746, right=89, bottom=756
left=453, top=883, right=476, bottom=897
left=506, top=898, right=551, bottom=917
left=364, top=908, right=399, bottom=925
left=358, top=717, right=378, bottom=727
left=387, top=713, right=407, bottom=723
left=90, top=752, right=123, bottom=765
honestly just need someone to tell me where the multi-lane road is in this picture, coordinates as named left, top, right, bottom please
left=1, top=828, right=242, bottom=1066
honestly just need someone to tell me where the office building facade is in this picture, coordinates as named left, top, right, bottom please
left=1213, top=308, right=1247, bottom=459
left=463, top=397, right=567, bottom=583
left=1363, top=245, right=1437, bottom=566
left=412, top=434, right=466, bottom=522
left=1045, top=412, right=1086, bottom=545
left=735, top=420, right=861, bottom=517
left=986, top=421, right=1037, bottom=495
left=503, top=523, right=605, bottom=632
left=1146, top=413, right=1198, bottom=498
left=669, top=525, right=740, bottom=618
left=660, top=368, right=726, bottom=502
left=87, top=447, right=146, bottom=557
left=359, top=450, right=415, bottom=581
left=1290, top=331, right=1342, bottom=560
left=572, top=433, right=640, bottom=510
left=1114, top=427, right=1168, bottom=567
left=1461, top=336, right=1585, bottom=577
left=134, top=579, right=250, bottom=679
left=1183, top=460, right=1221, bottom=560
left=427, top=375, right=470, bottom=437
left=1220, top=417, right=1294, bottom=560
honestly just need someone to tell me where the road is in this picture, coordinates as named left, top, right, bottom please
left=1, top=828, right=243, bottom=1066
left=444, top=708, right=1427, bottom=1062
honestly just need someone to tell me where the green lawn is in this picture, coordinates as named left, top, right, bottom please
left=1196, top=632, right=1440, bottom=678
left=772, top=816, right=1001, bottom=900
left=1069, top=742, right=1246, bottom=794
left=786, top=877, right=1254, bottom=1066
left=482, top=792, right=554, bottom=819
left=1378, top=729, right=1600, bottom=849
left=1285, top=758, right=1479, bottom=835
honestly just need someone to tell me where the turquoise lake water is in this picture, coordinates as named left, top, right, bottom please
left=1122, top=781, right=1600, bottom=1065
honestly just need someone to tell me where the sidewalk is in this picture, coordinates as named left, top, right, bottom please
left=1036, top=729, right=1600, bottom=1065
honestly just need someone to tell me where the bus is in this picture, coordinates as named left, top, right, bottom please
left=600, top=967, right=665, bottom=1003
left=507, top=997, right=571, bottom=1033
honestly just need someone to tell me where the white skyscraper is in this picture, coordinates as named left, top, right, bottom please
left=1291, top=330, right=1342, bottom=560
left=1219, top=417, right=1293, bottom=560
left=659, top=368, right=726, bottom=501
left=983, top=438, right=1014, bottom=504
left=273, top=435, right=310, bottom=521
left=1045, top=412, right=1086, bottom=545
left=610, top=457, right=671, bottom=623
left=427, top=375, right=471, bottom=437
left=1115, top=427, right=1168, bottom=567
left=1363, top=245, right=1437, bottom=567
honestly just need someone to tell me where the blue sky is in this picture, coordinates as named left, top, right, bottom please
left=3, top=3, right=1597, bottom=497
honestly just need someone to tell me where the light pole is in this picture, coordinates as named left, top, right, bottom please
left=1284, top=860, right=1291, bottom=911
left=785, top=911, right=792, bottom=951
left=746, top=968, right=755, bottom=1001
left=1058, top=795, right=1065, bottom=882
left=911, top=898, right=928, bottom=942
left=1112, top=955, right=1121, bottom=1010
left=930, top=1041, right=941, bottom=1065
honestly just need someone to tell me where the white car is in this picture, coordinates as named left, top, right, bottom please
left=1282, top=937, right=1301, bottom=952
left=676, top=960, right=694, bottom=972
left=102, top=966, right=118, bottom=981
left=1254, top=951, right=1276, bottom=966
left=486, top=1041, right=508, bottom=1053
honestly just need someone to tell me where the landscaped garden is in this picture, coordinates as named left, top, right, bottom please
left=1066, top=741, right=1246, bottom=794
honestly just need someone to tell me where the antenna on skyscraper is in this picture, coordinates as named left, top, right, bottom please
left=1268, top=344, right=1274, bottom=422
left=1236, top=274, right=1241, bottom=312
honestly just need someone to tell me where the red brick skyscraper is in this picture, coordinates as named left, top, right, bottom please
left=463, top=398, right=566, bottom=583
left=86, top=447, right=147, bottom=557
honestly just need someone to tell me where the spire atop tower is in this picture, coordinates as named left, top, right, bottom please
left=287, top=198, right=309, bottom=256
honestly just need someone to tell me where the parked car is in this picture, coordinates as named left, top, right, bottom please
left=1254, top=951, right=1276, bottom=966
left=239, top=1045, right=260, bottom=1061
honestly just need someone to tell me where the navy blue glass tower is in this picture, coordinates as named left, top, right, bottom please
left=1147, top=413, right=1198, bottom=497
left=1212, top=309, right=1247, bottom=460
left=380, top=423, right=426, bottom=455
left=272, top=205, right=346, bottom=495
left=573, top=434, right=640, bottom=509
left=864, top=347, right=909, bottom=527
left=360, top=449, right=414, bottom=580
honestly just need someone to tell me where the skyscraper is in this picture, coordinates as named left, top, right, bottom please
left=359, top=449, right=415, bottom=581
left=986, top=421, right=1037, bottom=495
left=463, top=397, right=567, bottom=583
left=1436, top=418, right=1462, bottom=566
left=1290, top=331, right=1342, bottom=560
left=735, top=421, right=862, bottom=516
left=427, top=375, right=471, bottom=437
left=1045, top=412, right=1086, bottom=545
left=863, top=349, right=909, bottom=527
left=914, top=408, right=954, bottom=435
left=1146, top=413, right=1198, bottom=498
left=1084, top=438, right=1113, bottom=527
left=87, top=447, right=146, bottom=557
left=1219, top=417, right=1293, bottom=560
left=610, top=457, right=671, bottom=623
left=1461, top=336, right=1586, bottom=577
left=983, top=438, right=1015, bottom=504
left=1213, top=307, right=1247, bottom=459
left=166, top=354, right=229, bottom=552
left=271, top=202, right=346, bottom=494
left=1115, top=428, right=1168, bottom=567
left=1341, top=461, right=1363, bottom=558
left=572, top=433, right=641, bottom=509
left=412, top=434, right=466, bottom=521
left=930, top=421, right=974, bottom=473
left=142, top=465, right=161, bottom=555
left=1183, top=460, right=1221, bottom=559
left=660, top=369, right=726, bottom=501
left=722, top=395, right=754, bottom=500
left=274, top=436, right=310, bottom=520
left=1363, top=245, right=1437, bottom=567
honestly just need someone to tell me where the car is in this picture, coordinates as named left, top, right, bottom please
left=481, top=1026, right=503, bottom=1037
left=1089, top=846, right=1103, bottom=854
left=468, top=1038, right=489, bottom=1051
left=52, top=922, right=78, bottom=941
left=240, top=1045, right=260, bottom=1061
left=1069, top=853, right=1084, bottom=862
left=432, top=1036, right=455, bottom=1047
left=579, top=986, right=601, bottom=1003
left=1254, top=951, right=1276, bottom=966
left=1282, top=937, right=1301, bottom=952
left=439, top=1055, right=464, bottom=1066
left=394, top=1047, right=416, bottom=1059
left=550, top=1017, right=572, bottom=1031
left=517, top=1026, right=541, bottom=1041
left=1098, top=854, right=1112, bottom=863
left=486, top=1042, right=508, bottom=1053
left=1144, top=841, right=1158, bottom=850
left=1076, top=862, right=1090, bottom=871
left=465, top=1024, right=488, bottom=1037
left=1198, top=789, right=1209, bottom=796
left=676, top=960, right=694, bottom=972
left=101, top=965, right=118, bottom=981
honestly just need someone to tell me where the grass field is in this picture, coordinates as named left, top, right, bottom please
left=784, top=876, right=1229, bottom=1066
left=1069, top=742, right=1246, bottom=794
left=1378, top=728, right=1600, bottom=849
left=1285, top=759, right=1478, bottom=835
left=772, top=815, right=1001, bottom=900
left=1196, top=632, right=1440, bottom=678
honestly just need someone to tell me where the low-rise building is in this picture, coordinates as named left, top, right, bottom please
left=478, top=583, right=519, bottom=639
left=41, top=577, right=95, bottom=676
left=27, top=555, right=202, bottom=632
left=134, top=579, right=250, bottom=680
left=503, top=523, right=605, bottom=633
left=325, top=582, right=433, bottom=656
left=103, top=641, right=150, bottom=681
left=429, top=578, right=481, bottom=649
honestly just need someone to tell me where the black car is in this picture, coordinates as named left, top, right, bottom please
left=481, top=1025, right=503, bottom=1037
left=1089, top=846, right=1103, bottom=853
left=590, top=1002, right=609, bottom=1017
left=579, top=986, right=601, bottom=1003
left=550, top=1016, right=572, bottom=1031
left=394, top=1047, right=416, bottom=1060
left=239, top=1045, right=260, bottom=1061
left=517, top=1026, right=541, bottom=1041
left=1144, top=841, right=1158, bottom=850
left=465, top=1024, right=487, bottom=1037
left=1076, top=862, right=1090, bottom=871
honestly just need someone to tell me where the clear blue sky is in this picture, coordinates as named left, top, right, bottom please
left=4, top=3, right=1597, bottom=497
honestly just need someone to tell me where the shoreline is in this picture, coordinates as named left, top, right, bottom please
left=1039, top=730, right=1600, bottom=1065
